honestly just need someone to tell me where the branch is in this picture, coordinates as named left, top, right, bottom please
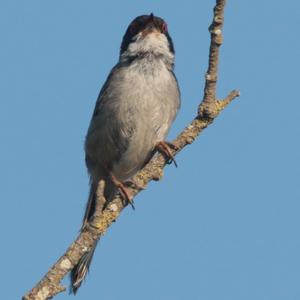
left=23, top=1, right=239, bottom=299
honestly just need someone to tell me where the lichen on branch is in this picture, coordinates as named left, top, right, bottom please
left=22, top=1, right=239, bottom=299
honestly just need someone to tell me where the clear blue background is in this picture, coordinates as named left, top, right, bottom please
left=1, top=1, right=299, bottom=299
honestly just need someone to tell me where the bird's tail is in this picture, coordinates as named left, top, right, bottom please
left=70, top=241, right=98, bottom=294
left=70, top=179, right=116, bottom=294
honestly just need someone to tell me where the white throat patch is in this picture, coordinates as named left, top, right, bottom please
left=121, top=32, right=174, bottom=67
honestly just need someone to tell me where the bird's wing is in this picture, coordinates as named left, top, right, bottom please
left=85, top=65, right=130, bottom=174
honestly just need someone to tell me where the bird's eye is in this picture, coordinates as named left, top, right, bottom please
left=161, top=22, right=168, bottom=33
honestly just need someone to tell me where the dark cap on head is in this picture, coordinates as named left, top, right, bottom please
left=120, top=13, right=174, bottom=55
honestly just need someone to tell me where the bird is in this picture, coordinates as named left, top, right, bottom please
left=70, top=13, right=181, bottom=294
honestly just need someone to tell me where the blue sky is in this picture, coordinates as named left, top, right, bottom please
left=1, top=1, right=300, bottom=299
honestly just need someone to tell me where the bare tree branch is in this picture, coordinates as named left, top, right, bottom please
left=22, top=1, right=239, bottom=299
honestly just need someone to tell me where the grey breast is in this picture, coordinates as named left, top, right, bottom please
left=85, top=57, right=180, bottom=182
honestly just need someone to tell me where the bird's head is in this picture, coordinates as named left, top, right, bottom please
left=120, top=13, right=174, bottom=64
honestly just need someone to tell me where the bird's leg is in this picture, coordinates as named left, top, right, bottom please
left=155, top=141, right=178, bottom=167
left=110, top=173, right=135, bottom=210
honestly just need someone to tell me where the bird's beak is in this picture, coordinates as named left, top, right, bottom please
left=141, top=24, right=160, bottom=37
left=140, top=13, right=160, bottom=37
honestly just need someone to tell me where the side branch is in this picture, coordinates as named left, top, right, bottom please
left=23, top=0, right=239, bottom=299
left=199, top=0, right=228, bottom=118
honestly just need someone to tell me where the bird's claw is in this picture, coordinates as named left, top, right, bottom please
left=124, top=179, right=145, bottom=191
left=155, top=141, right=178, bottom=167
left=110, top=174, right=135, bottom=210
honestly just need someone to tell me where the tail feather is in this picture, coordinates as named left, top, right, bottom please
left=82, top=181, right=97, bottom=228
left=70, top=179, right=116, bottom=293
left=70, top=242, right=98, bottom=294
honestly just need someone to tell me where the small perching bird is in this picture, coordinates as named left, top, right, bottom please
left=70, top=13, right=181, bottom=293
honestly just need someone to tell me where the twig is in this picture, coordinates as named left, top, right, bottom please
left=22, top=1, right=239, bottom=299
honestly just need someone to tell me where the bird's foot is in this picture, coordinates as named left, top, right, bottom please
left=155, top=141, right=178, bottom=167
left=110, top=174, right=135, bottom=210
left=124, top=179, right=145, bottom=191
